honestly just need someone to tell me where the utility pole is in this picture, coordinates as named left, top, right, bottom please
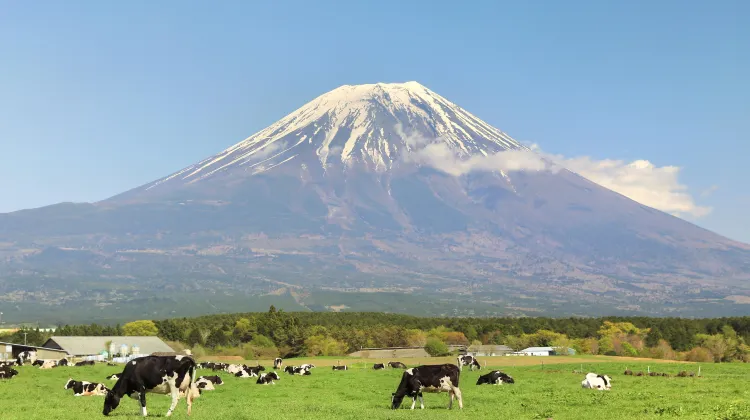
left=24, top=333, right=28, bottom=345
left=0, top=312, right=3, bottom=324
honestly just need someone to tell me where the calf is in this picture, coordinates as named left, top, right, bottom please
left=581, top=372, right=612, bottom=390
left=64, top=378, right=110, bottom=396
left=373, top=363, right=386, bottom=370
left=197, top=375, right=223, bottom=385
left=273, top=357, right=283, bottom=369
left=388, top=361, right=407, bottom=369
left=456, top=355, right=481, bottom=371
left=102, top=355, right=198, bottom=417
left=476, top=370, right=515, bottom=385
left=0, top=367, right=19, bottom=379
left=256, top=372, right=280, bottom=385
left=332, top=365, right=348, bottom=371
left=391, top=364, right=463, bottom=410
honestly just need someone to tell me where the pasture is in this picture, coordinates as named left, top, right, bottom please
left=1, top=356, right=749, bottom=419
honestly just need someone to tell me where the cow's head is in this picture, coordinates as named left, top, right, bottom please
left=391, top=392, right=405, bottom=410
left=102, top=389, right=121, bottom=416
left=500, top=373, right=515, bottom=384
left=63, top=378, right=75, bottom=390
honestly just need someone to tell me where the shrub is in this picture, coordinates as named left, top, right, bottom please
left=425, top=337, right=449, bottom=357
left=684, top=347, right=714, bottom=363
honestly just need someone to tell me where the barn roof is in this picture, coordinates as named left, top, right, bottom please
left=42, top=336, right=174, bottom=356
left=521, top=347, right=556, bottom=352
left=0, top=341, right=68, bottom=353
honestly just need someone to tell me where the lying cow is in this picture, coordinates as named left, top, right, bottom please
left=581, top=372, right=612, bottom=390
left=197, top=375, right=223, bottom=385
left=235, top=367, right=259, bottom=378
left=64, top=378, right=109, bottom=396
left=39, top=360, right=58, bottom=369
left=332, top=365, right=348, bottom=371
left=75, top=361, right=96, bottom=367
left=373, top=363, right=386, bottom=370
left=476, top=370, right=515, bottom=385
left=391, top=364, right=463, bottom=410
left=195, top=378, right=215, bottom=391
left=0, top=367, right=19, bottom=379
left=299, top=363, right=316, bottom=370
left=225, top=364, right=245, bottom=375
left=388, top=361, right=407, bottom=369
left=256, top=372, right=280, bottom=385
left=292, top=367, right=311, bottom=376
left=456, top=355, right=481, bottom=371
left=102, top=355, right=199, bottom=417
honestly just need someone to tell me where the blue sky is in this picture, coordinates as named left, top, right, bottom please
left=1, top=0, right=748, bottom=241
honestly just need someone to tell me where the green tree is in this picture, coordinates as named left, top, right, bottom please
left=187, top=329, right=205, bottom=347
left=424, top=337, right=449, bottom=356
left=205, top=329, right=230, bottom=348
left=123, top=320, right=159, bottom=336
left=234, top=318, right=257, bottom=342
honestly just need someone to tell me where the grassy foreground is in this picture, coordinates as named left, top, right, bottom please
left=1, top=357, right=749, bottom=419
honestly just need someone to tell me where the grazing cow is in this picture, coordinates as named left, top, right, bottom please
left=581, top=373, right=612, bottom=390
left=456, top=355, right=481, bottom=371
left=197, top=375, right=223, bottom=385
left=256, top=372, right=280, bottom=385
left=102, top=355, right=198, bottom=417
left=332, top=365, right=348, bottom=371
left=64, top=378, right=110, bottom=396
left=75, top=360, right=96, bottom=367
left=0, top=367, right=19, bottom=379
left=299, top=363, right=316, bottom=370
left=195, top=378, right=215, bottom=391
left=273, top=358, right=283, bottom=369
left=388, top=361, right=408, bottom=369
left=373, top=363, right=386, bottom=370
left=391, top=364, right=463, bottom=410
left=17, top=351, right=37, bottom=365
left=476, top=370, right=515, bottom=385
left=107, top=374, right=121, bottom=381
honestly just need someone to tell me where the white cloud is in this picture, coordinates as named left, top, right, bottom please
left=396, top=126, right=711, bottom=219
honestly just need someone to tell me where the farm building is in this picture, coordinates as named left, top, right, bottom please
left=348, top=346, right=430, bottom=358
left=464, top=344, right=513, bottom=356
left=0, top=340, right=69, bottom=361
left=517, top=346, right=576, bottom=356
left=41, top=336, right=174, bottom=359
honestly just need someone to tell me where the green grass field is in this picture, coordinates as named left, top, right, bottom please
left=1, top=356, right=749, bottom=419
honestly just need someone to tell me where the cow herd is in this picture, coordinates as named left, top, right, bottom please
left=0, top=351, right=628, bottom=416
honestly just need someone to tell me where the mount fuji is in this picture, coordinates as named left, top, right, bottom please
left=2, top=82, right=749, bottom=323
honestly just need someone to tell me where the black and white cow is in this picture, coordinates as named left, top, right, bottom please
left=332, top=365, right=348, bottom=371
left=456, top=355, right=481, bottom=371
left=102, top=355, right=199, bottom=417
left=64, top=378, right=110, bottom=396
left=39, top=359, right=58, bottom=369
left=32, top=359, right=45, bottom=366
left=292, top=367, right=311, bottom=376
left=75, top=360, right=96, bottom=366
left=16, top=350, right=37, bottom=365
left=107, top=374, right=121, bottom=381
left=256, top=372, right=280, bottom=385
left=58, top=358, right=69, bottom=367
left=284, top=366, right=296, bottom=374
left=299, top=363, right=315, bottom=370
left=581, top=372, right=612, bottom=390
left=273, top=357, right=283, bottom=369
left=388, top=361, right=408, bottom=369
left=224, top=364, right=245, bottom=375
left=391, top=364, right=463, bottom=410
left=476, top=370, right=515, bottom=385
left=0, top=361, right=18, bottom=367
left=373, top=363, right=386, bottom=370
left=194, top=378, right=215, bottom=391
left=197, top=375, right=223, bottom=386
left=0, top=367, right=19, bottom=379
left=235, top=367, right=259, bottom=378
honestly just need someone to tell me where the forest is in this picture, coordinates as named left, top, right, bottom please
left=4, top=308, right=750, bottom=363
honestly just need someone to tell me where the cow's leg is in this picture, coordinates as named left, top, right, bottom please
left=165, top=378, right=180, bottom=417
left=409, top=395, right=416, bottom=410
left=448, top=390, right=454, bottom=409
left=453, top=387, right=463, bottom=409
left=138, top=388, right=148, bottom=417
left=418, top=393, right=424, bottom=409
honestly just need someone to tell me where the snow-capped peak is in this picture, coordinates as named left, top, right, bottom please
left=144, top=81, right=525, bottom=189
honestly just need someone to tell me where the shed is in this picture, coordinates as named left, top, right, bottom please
left=42, top=336, right=174, bottom=357
left=518, top=346, right=576, bottom=356
left=0, top=341, right=69, bottom=361
left=348, top=347, right=430, bottom=358
left=464, top=345, right=513, bottom=356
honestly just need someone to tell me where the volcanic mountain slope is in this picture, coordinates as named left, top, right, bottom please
left=1, top=81, right=749, bottom=322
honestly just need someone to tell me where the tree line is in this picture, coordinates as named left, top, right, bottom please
left=4, top=308, right=750, bottom=363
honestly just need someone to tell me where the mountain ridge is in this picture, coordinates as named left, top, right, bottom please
left=1, top=81, right=749, bottom=322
